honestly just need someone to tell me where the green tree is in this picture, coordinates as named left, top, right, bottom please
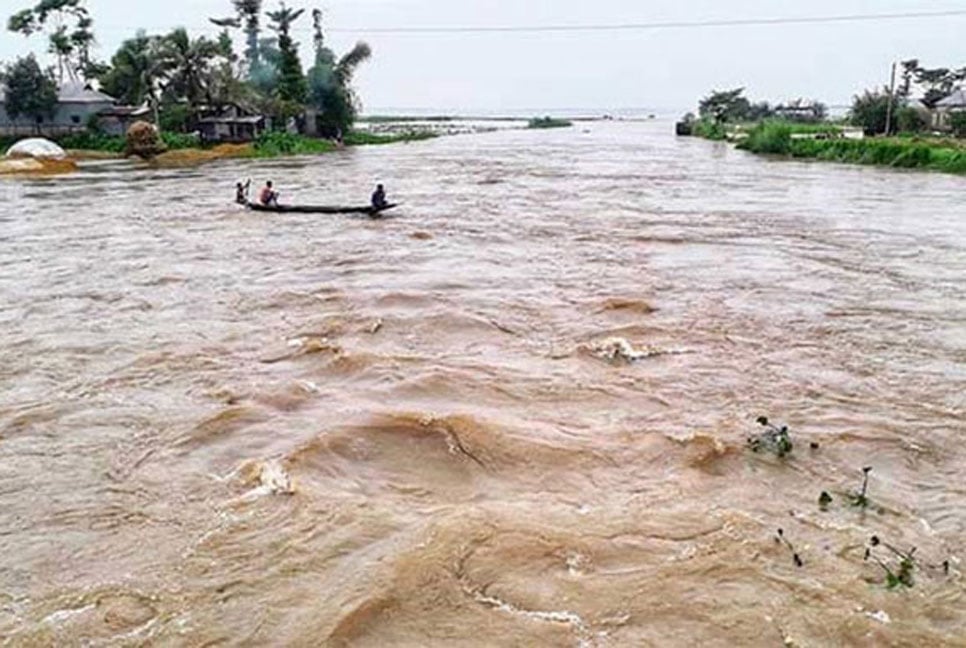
left=162, top=28, right=222, bottom=108
left=99, top=31, right=160, bottom=104
left=2, top=54, right=58, bottom=132
left=900, top=59, right=966, bottom=107
left=211, top=0, right=263, bottom=78
left=698, top=88, right=751, bottom=124
left=98, top=32, right=174, bottom=124
left=951, top=112, right=966, bottom=138
left=306, top=8, right=371, bottom=135
left=267, top=2, right=307, bottom=104
left=851, top=88, right=893, bottom=136
left=896, top=106, right=927, bottom=133
left=7, top=0, right=96, bottom=82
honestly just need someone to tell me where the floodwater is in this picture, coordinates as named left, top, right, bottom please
left=1, top=121, right=965, bottom=647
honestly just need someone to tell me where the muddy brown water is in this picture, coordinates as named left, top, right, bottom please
left=1, top=121, right=965, bottom=646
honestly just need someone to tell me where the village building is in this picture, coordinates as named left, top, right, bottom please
left=933, top=88, right=966, bottom=131
left=196, top=103, right=268, bottom=143
left=0, top=82, right=117, bottom=136
left=96, top=104, right=152, bottom=136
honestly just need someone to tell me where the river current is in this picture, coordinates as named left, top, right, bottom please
left=1, top=121, right=965, bottom=646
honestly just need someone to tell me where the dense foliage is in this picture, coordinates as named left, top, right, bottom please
left=251, top=130, right=335, bottom=156
left=5, top=0, right=374, bottom=140
left=738, top=126, right=966, bottom=174
left=698, top=88, right=826, bottom=124
left=1, top=54, right=58, bottom=128
left=850, top=88, right=893, bottom=136
left=952, top=112, right=966, bottom=138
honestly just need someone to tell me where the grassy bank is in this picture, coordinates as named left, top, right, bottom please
left=1, top=128, right=437, bottom=172
left=738, top=122, right=966, bottom=174
left=692, top=118, right=844, bottom=142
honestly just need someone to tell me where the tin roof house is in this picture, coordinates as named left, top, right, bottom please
left=933, top=88, right=966, bottom=131
left=0, top=81, right=119, bottom=136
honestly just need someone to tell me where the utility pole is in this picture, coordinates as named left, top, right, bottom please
left=884, top=61, right=898, bottom=136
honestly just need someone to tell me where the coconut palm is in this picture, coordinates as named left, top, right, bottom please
left=99, top=31, right=175, bottom=124
left=162, top=28, right=222, bottom=107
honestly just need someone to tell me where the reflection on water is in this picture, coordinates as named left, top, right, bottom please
left=1, top=121, right=964, bottom=646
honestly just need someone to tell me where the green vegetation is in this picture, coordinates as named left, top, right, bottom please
left=251, top=130, right=336, bottom=157
left=738, top=126, right=966, bottom=174
left=527, top=116, right=573, bottom=129
left=691, top=119, right=727, bottom=140
left=159, top=131, right=201, bottom=150
left=865, top=536, right=916, bottom=589
left=698, top=88, right=826, bottom=125
left=58, top=131, right=125, bottom=152
left=747, top=416, right=793, bottom=458
left=6, top=0, right=375, bottom=145
left=1, top=54, right=58, bottom=130
left=343, top=130, right=437, bottom=146
left=952, top=112, right=966, bottom=138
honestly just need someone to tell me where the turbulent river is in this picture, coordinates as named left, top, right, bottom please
left=1, top=121, right=965, bottom=646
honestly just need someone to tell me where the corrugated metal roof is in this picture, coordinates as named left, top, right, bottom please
left=935, top=88, right=966, bottom=108
left=0, top=81, right=116, bottom=104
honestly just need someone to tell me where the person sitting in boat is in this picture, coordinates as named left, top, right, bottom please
left=259, top=181, right=279, bottom=206
left=371, top=184, right=387, bottom=209
left=235, top=180, right=251, bottom=205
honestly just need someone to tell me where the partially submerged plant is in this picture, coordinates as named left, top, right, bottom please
left=775, top=528, right=804, bottom=567
left=865, top=535, right=916, bottom=589
left=849, top=467, right=873, bottom=508
left=748, top=416, right=793, bottom=458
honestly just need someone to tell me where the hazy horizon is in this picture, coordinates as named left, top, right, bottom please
left=1, top=0, right=965, bottom=113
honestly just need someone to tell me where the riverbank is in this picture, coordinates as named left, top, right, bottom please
left=737, top=122, right=966, bottom=174
left=0, top=129, right=439, bottom=175
left=687, top=119, right=966, bottom=175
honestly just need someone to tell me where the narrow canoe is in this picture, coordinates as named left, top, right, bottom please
left=246, top=202, right=398, bottom=215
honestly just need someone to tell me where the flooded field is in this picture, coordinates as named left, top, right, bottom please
left=1, top=121, right=964, bottom=646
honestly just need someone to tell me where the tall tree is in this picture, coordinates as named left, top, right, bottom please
left=699, top=88, right=752, bottom=124
left=307, top=8, right=371, bottom=135
left=99, top=31, right=161, bottom=105
left=7, top=0, right=96, bottom=82
left=211, top=0, right=263, bottom=78
left=267, top=2, right=307, bottom=103
left=162, top=28, right=222, bottom=108
left=851, top=87, right=894, bottom=136
left=2, top=54, right=59, bottom=132
left=900, top=59, right=966, bottom=107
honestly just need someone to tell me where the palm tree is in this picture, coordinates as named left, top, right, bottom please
left=99, top=31, right=174, bottom=124
left=305, top=6, right=372, bottom=135
left=162, top=28, right=222, bottom=108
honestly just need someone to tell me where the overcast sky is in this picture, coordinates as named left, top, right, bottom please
left=1, top=0, right=965, bottom=113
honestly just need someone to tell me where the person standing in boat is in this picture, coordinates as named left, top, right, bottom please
left=371, top=183, right=388, bottom=209
left=259, top=181, right=279, bottom=206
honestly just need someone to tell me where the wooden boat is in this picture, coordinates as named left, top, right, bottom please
left=246, top=202, right=398, bottom=216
